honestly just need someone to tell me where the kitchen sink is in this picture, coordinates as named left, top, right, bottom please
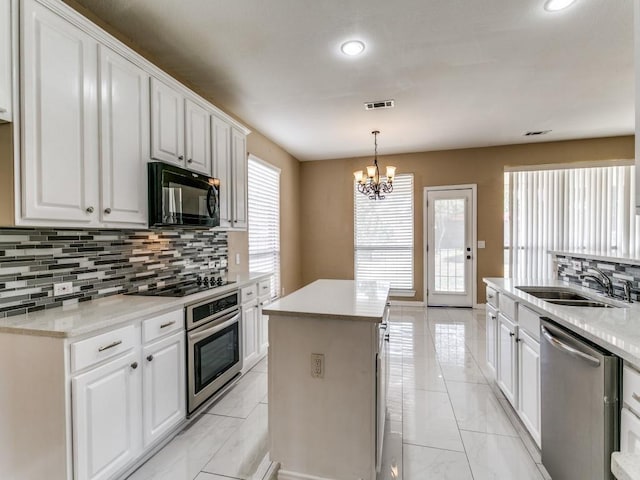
left=515, top=286, right=620, bottom=308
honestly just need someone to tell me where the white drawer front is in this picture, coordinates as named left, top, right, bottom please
left=518, top=305, right=541, bottom=341
left=486, top=286, right=499, bottom=308
left=621, top=407, right=640, bottom=453
left=499, top=295, right=517, bottom=321
left=258, top=279, right=270, bottom=297
left=142, top=309, right=183, bottom=344
left=241, top=283, right=258, bottom=304
left=624, top=363, right=640, bottom=416
left=71, top=324, right=137, bottom=373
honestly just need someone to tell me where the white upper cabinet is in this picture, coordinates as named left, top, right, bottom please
left=99, top=46, right=149, bottom=227
left=212, top=114, right=232, bottom=227
left=150, top=78, right=185, bottom=166
left=231, top=127, right=248, bottom=229
left=0, top=0, right=12, bottom=122
left=21, top=0, right=100, bottom=225
left=184, top=98, right=212, bottom=175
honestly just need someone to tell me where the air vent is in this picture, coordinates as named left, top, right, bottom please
left=364, top=100, right=395, bottom=110
left=524, top=130, right=552, bottom=136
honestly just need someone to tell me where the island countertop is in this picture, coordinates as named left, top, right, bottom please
left=263, top=279, right=390, bottom=322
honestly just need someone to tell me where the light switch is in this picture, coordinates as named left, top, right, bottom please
left=477, top=240, right=486, bottom=249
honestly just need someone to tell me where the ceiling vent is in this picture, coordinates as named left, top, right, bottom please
left=524, top=130, right=552, bottom=136
left=364, top=100, right=395, bottom=110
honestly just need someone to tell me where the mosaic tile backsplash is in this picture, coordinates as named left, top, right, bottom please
left=555, top=254, right=640, bottom=302
left=0, top=228, right=228, bottom=317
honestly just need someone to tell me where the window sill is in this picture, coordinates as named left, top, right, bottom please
left=389, top=289, right=416, bottom=298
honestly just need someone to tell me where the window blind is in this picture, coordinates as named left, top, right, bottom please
left=248, top=156, right=281, bottom=299
left=506, top=164, right=639, bottom=279
left=354, top=174, right=414, bottom=290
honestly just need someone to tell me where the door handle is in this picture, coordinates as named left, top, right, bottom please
left=540, top=325, right=600, bottom=367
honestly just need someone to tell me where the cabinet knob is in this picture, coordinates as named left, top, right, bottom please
left=509, top=332, right=515, bottom=337
left=104, top=208, right=112, bottom=214
left=130, top=362, right=138, bottom=370
left=147, top=355, right=153, bottom=362
left=178, top=155, right=184, bottom=160
left=86, top=206, right=94, bottom=213
left=187, top=158, right=193, bottom=164
left=0, top=107, right=7, bottom=113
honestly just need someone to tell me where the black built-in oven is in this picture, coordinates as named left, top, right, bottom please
left=186, top=291, right=242, bottom=414
left=148, top=161, right=220, bottom=227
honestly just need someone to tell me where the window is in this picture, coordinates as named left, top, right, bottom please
left=505, top=163, right=639, bottom=279
left=354, top=174, right=414, bottom=291
left=248, top=155, right=280, bottom=298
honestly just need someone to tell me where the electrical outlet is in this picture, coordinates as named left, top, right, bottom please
left=221, top=258, right=228, bottom=268
left=53, top=282, right=73, bottom=297
left=235, top=253, right=241, bottom=265
left=311, top=353, right=324, bottom=378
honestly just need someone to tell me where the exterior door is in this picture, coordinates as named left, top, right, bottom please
left=426, top=187, right=474, bottom=306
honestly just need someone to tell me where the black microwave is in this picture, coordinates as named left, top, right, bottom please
left=148, top=162, right=220, bottom=227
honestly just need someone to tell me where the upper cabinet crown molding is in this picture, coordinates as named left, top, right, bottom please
left=29, top=0, right=250, bottom=136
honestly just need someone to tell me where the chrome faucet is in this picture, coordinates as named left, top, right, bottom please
left=580, top=267, right=614, bottom=297
left=622, top=280, right=634, bottom=303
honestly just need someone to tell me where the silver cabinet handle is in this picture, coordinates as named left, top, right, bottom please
left=509, top=332, right=515, bottom=337
left=489, top=314, right=496, bottom=319
left=541, top=326, right=600, bottom=367
left=187, top=158, right=193, bottom=164
left=86, top=206, right=95, bottom=213
left=130, top=362, right=138, bottom=370
left=98, top=340, right=122, bottom=352
left=178, top=155, right=184, bottom=160
left=147, top=355, right=153, bottom=362
left=104, top=208, right=112, bottom=214
left=246, top=291, right=254, bottom=296
left=487, top=294, right=494, bottom=299
left=160, top=320, right=176, bottom=329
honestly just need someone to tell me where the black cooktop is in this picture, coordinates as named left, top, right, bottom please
left=127, top=277, right=236, bottom=297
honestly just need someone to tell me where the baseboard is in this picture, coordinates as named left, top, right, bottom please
left=277, top=470, right=335, bottom=480
left=474, top=303, right=486, bottom=310
left=389, top=300, right=424, bottom=307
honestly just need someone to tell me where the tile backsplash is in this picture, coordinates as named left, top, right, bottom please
left=555, top=254, right=640, bottom=301
left=0, top=228, right=228, bottom=317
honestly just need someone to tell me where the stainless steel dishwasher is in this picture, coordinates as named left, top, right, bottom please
left=540, top=318, right=620, bottom=480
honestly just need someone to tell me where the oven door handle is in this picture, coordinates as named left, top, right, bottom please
left=189, top=312, right=240, bottom=342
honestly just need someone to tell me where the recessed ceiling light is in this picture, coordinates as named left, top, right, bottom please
left=341, top=40, right=365, bottom=56
left=544, top=0, right=577, bottom=11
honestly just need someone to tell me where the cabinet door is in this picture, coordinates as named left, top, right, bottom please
left=231, top=127, right=248, bottom=229
left=21, top=0, right=99, bottom=225
left=258, top=296, right=270, bottom=357
left=486, top=306, right=497, bottom=377
left=150, top=78, right=184, bottom=165
left=72, top=350, right=141, bottom=480
left=212, top=115, right=232, bottom=227
left=0, top=0, right=12, bottom=122
left=497, top=313, right=517, bottom=405
left=242, top=302, right=258, bottom=369
left=517, top=330, right=540, bottom=447
left=142, top=331, right=185, bottom=448
left=99, top=46, right=149, bottom=226
left=621, top=407, right=640, bottom=453
left=184, top=98, right=211, bottom=175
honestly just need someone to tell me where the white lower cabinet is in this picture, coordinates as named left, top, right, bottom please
left=621, top=407, right=640, bottom=453
left=242, top=299, right=259, bottom=370
left=72, top=349, right=142, bottom=480
left=497, top=313, right=517, bottom=405
left=257, top=296, right=270, bottom=357
left=142, top=331, right=185, bottom=448
left=486, top=306, right=498, bottom=376
left=517, top=329, right=541, bottom=447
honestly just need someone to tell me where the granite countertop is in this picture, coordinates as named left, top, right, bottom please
left=612, top=452, right=640, bottom=480
left=551, top=249, right=640, bottom=266
left=263, top=279, right=390, bottom=322
left=0, top=272, right=272, bottom=339
left=484, top=277, right=640, bottom=366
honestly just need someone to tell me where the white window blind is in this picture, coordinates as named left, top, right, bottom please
left=248, top=156, right=280, bottom=299
left=354, top=174, right=414, bottom=290
left=506, top=164, right=639, bottom=279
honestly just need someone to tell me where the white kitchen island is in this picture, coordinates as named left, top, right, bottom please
left=263, top=279, right=390, bottom=480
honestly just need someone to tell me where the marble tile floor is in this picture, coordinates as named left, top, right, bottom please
left=128, top=306, right=547, bottom=480
left=380, top=306, right=548, bottom=480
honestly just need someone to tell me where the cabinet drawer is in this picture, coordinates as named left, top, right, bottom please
left=142, top=309, right=183, bottom=344
left=71, top=324, right=137, bottom=373
left=621, top=407, right=640, bottom=453
left=258, top=279, right=271, bottom=297
left=486, top=286, right=499, bottom=308
left=499, top=295, right=517, bottom=321
left=241, top=283, right=258, bottom=304
left=518, top=305, right=541, bottom=341
left=623, top=363, right=640, bottom=416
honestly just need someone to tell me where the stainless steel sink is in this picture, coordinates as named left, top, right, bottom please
left=515, top=286, right=620, bottom=308
left=544, top=299, right=614, bottom=308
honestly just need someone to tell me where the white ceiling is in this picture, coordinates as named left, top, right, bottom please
left=74, top=0, right=635, bottom=161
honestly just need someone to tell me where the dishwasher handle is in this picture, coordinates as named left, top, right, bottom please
left=541, top=325, right=601, bottom=367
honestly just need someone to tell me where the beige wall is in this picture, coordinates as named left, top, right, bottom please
left=300, top=136, right=634, bottom=303
left=0, top=123, right=13, bottom=225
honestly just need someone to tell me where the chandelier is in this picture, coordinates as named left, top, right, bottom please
left=353, top=130, right=396, bottom=200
